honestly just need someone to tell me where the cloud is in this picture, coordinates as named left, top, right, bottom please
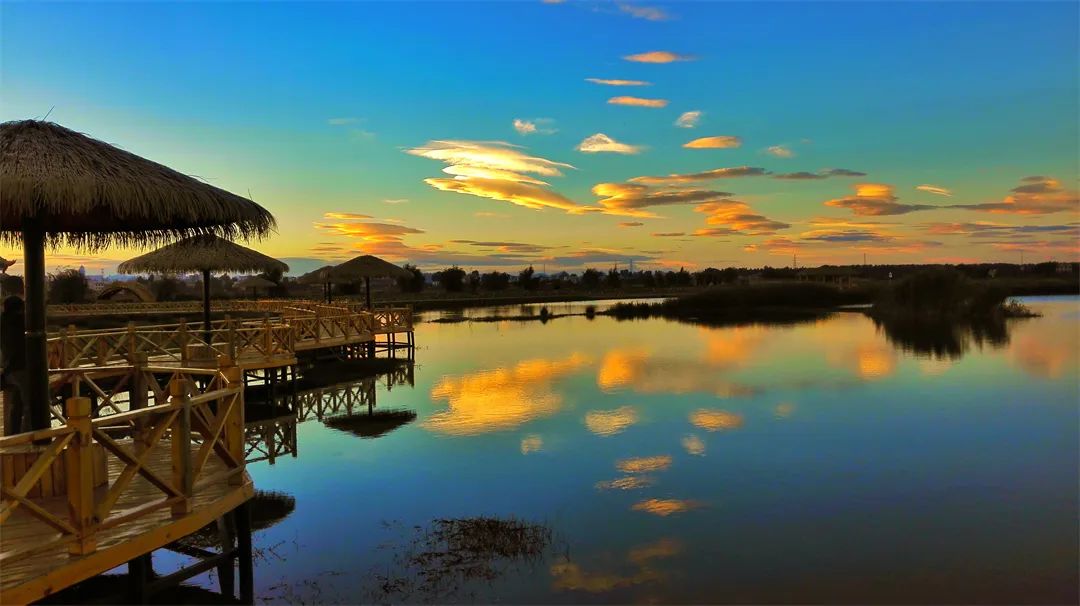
left=693, top=201, right=790, bottom=235
left=774, top=168, right=867, bottom=180
left=619, top=222, right=644, bottom=228
left=425, top=176, right=589, bottom=213
left=513, top=117, right=556, bottom=136
left=323, top=212, right=374, bottom=220
left=950, top=176, right=1078, bottom=215
left=608, top=96, right=668, bottom=108
left=766, top=145, right=794, bottom=158
left=550, top=249, right=657, bottom=266
left=585, top=78, right=651, bottom=86
left=623, top=51, right=694, bottom=63
left=327, top=117, right=357, bottom=125
left=825, top=183, right=937, bottom=216
left=592, top=182, right=735, bottom=215
left=383, top=198, right=408, bottom=204
left=652, top=232, right=685, bottom=237
left=675, top=110, right=701, bottom=128
left=450, top=240, right=553, bottom=254
left=683, top=136, right=741, bottom=149
left=916, top=184, right=952, bottom=197
left=922, top=221, right=1079, bottom=238
left=630, top=166, right=769, bottom=184
left=800, top=229, right=892, bottom=243
left=576, top=133, right=643, bottom=154
left=473, top=211, right=507, bottom=218
left=617, top=3, right=670, bottom=20
left=409, top=140, right=590, bottom=214
left=314, top=217, right=425, bottom=240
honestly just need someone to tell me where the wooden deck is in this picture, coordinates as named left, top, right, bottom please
left=1, top=362, right=252, bottom=604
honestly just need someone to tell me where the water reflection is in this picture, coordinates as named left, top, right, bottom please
left=872, top=313, right=1011, bottom=359
left=616, top=455, right=672, bottom=473
left=324, top=409, right=418, bottom=439
left=598, top=347, right=757, bottom=397
left=689, top=409, right=744, bottom=431
left=584, top=406, right=638, bottom=436
left=631, top=498, right=704, bottom=517
left=549, top=537, right=681, bottom=594
left=595, top=476, right=655, bottom=491
left=681, top=434, right=706, bottom=456
left=425, top=353, right=591, bottom=435
left=520, top=434, right=543, bottom=454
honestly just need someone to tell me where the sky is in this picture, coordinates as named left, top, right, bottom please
left=2, top=1, right=1078, bottom=275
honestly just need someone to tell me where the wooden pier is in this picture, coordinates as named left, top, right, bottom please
left=1, top=362, right=253, bottom=604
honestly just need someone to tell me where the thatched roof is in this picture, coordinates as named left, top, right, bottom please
left=1, top=120, right=275, bottom=250
left=296, top=265, right=334, bottom=285
left=329, top=255, right=411, bottom=281
left=117, top=234, right=288, bottom=274
left=0, top=256, right=13, bottom=273
left=235, top=275, right=277, bottom=289
left=323, top=409, right=417, bottom=439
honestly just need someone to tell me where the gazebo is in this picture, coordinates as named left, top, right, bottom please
left=119, top=235, right=288, bottom=337
left=235, top=275, right=278, bottom=299
left=1, top=120, right=275, bottom=431
left=329, top=255, right=411, bottom=309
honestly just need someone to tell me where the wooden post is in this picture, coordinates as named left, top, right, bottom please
left=179, top=319, right=190, bottom=365
left=169, top=378, right=192, bottom=517
left=227, top=315, right=237, bottom=361
left=218, top=357, right=245, bottom=486
left=131, top=353, right=149, bottom=453
left=216, top=514, right=236, bottom=599
left=126, top=321, right=138, bottom=363
left=65, top=396, right=97, bottom=555
left=128, top=552, right=151, bottom=603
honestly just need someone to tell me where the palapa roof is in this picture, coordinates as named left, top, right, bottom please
left=235, top=275, right=278, bottom=289
left=118, top=234, right=288, bottom=275
left=329, top=255, right=411, bottom=281
left=1, top=120, right=275, bottom=250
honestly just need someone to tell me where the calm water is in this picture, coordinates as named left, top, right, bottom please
left=174, top=297, right=1078, bottom=603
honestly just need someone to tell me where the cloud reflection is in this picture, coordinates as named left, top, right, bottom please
left=689, top=409, right=744, bottom=431
left=631, top=498, right=703, bottom=516
left=585, top=406, right=639, bottom=436
left=616, top=455, right=672, bottom=473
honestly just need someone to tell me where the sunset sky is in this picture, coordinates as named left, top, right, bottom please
left=2, top=1, right=1077, bottom=275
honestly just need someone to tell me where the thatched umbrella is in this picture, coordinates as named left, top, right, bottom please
left=0, top=256, right=14, bottom=273
left=329, top=255, right=411, bottom=309
left=1, top=120, right=275, bottom=431
left=297, top=265, right=334, bottom=303
left=235, top=274, right=277, bottom=298
left=323, top=409, right=417, bottom=439
left=119, top=235, right=287, bottom=338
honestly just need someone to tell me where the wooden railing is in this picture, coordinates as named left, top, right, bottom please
left=1, top=359, right=245, bottom=562
left=44, top=304, right=414, bottom=370
left=47, top=299, right=330, bottom=318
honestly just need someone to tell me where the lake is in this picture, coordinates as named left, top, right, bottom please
left=172, top=296, right=1079, bottom=604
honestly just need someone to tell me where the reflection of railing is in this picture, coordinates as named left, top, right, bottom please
left=245, top=415, right=298, bottom=465
left=294, top=380, right=377, bottom=422
left=1, top=359, right=245, bottom=562
left=45, top=304, right=414, bottom=370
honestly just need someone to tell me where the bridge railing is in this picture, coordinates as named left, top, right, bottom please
left=0, top=359, right=245, bottom=561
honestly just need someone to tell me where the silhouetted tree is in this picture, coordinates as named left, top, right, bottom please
left=518, top=266, right=537, bottom=291
left=0, top=274, right=24, bottom=298
left=581, top=268, right=602, bottom=289
left=151, top=275, right=182, bottom=301
left=605, top=268, right=621, bottom=288
left=435, top=266, right=466, bottom=292
left=47, top=269, right=90, bottom=304
left=397, top=264, right=426, bottom=293
left=468, top=270, right=481, bottom=293
left=480, top=271, right=511, bottom=291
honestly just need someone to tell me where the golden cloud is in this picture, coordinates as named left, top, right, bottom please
left=623, top=50, right=694, bottom=63
left=592, top=182, right=734, bottom=216
left=675, top=110, right=701, bottom=128
left=586, top=78, right=651, bottom=86
left=825, top=183, right=936, bottom=216
left=952, top=176, right=1078, bottom=215
left=916, top=184, right=952, bottom=197
left=576, top=133, right=643, bottom=154
left=608, top=96, right=669, bottom=108
left=766, top=145, right=794, bottom=158
left=683, top=136, right=742, bottom=149
left=425, top=177, right=589, bottom=213
left=694, top=201, right=791, bottom=235
left=629, top=166, right=769, bottom=184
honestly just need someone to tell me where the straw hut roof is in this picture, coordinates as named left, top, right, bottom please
left=329, top=255, right=411, bottom=282
left=0, top=257, right=13, bottom=273
left=235, top=275, right=278, bottom=289
left=118, top=234, right=288, bottom=275
left=296, top=265, right=335, bottom=285
left=0, top=120, right=275, bottom=250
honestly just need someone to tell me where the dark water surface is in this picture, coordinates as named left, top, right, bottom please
left=163, top=297, right=1079, bottom=604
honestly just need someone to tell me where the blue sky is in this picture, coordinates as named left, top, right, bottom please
left=2, top=1, right=1077, bottom=273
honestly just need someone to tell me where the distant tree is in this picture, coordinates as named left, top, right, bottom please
left=480, top=271, right=511, bottom=291
left=0, top=274, right=24, bottom=298
left=673, top=268, right=693, bottom=286
left=397, top=264, right=426, bottom=293
left=518, top=266, right=537, bottom=291
left=468, top=270, right=481, bottom=293
left=581, top=268, right=603, bottom=289
left=435, top=266, right=466, bottom=292
left=640, top=270, right=656, bottom=288
left=47, top=269, right=90, bottom=304
left=695, top=268, right=723, bottom=286
left=151, top=275, right=182, bottom=301
left=259, top=266, right=284, bottom=284
left=605, top=268, right=621, bottom=289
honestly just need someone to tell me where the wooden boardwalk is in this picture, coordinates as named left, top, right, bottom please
left=45, top=300, right=414, bottom=373
left=1, top=362, right=253, bottom=604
